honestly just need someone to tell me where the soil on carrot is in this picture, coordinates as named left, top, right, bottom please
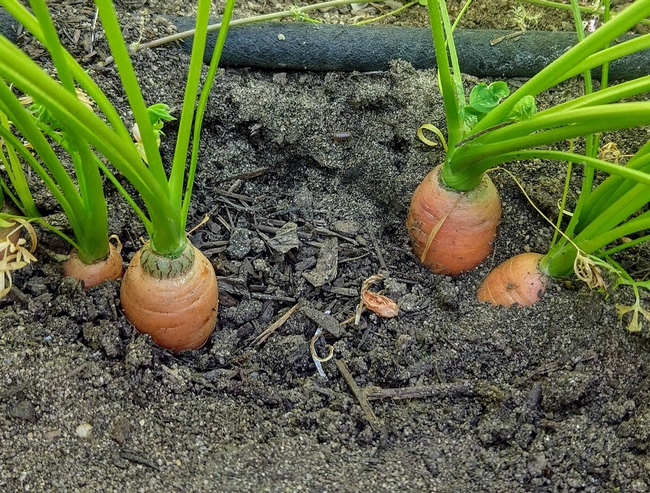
left=3, top=1, right=650, bottom=492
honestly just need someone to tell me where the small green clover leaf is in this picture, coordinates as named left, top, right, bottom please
left=133, top=104, right=176, bottom=163
left=146, top=103, right=175, bottom=135
left=469, top=81, right=510, bottom=114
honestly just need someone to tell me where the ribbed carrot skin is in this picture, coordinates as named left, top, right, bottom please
left=477, top=252, right=548, bottom=306
left=406, top=165, right=502, bottom=276
left=61, top=242, right=124, bottom=289
left=120, top=244, right=218, bottom=352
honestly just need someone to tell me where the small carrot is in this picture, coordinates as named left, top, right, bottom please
left=61, top=237, right=124, bottom=289
left=119, top=242, right=218, bottom=352
left=477, top=252, right=548, bottom=306
left=406, top=165, right=502, bottom=276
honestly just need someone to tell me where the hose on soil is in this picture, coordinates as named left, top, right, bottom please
left=169, top=18, right=648, bottom=79
left=1, top=7, right=648, bottom=79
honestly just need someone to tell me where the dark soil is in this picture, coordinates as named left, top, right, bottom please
left=2, top=1, right=650, bottom=492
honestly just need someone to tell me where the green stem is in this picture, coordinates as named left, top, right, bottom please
left=94, top=0, right=168, bottom=191
left=31, top=0, right=109, bottom=262
left=551, top=142, right=573, bottom=248
left=427, top=0, right=462, bottom=150
left=169, top=0, right=213, bottom=210
left=578, top=139, right=650, bottom=227
left=0, top=113, right=39, bottom=217
left=0, top=81, right=84, bottom=220
left=535, top=75, right=650, bottom=116
left=447, top=103, right=650, bottom=189
left=541, top=205, right=650, bottom=278
left=182, top=0, right=236, bottom=230
left=599, top=232, right=650, bottom=258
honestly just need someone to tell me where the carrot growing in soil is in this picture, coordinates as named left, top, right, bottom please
left=406, top=164, right=501, bottom=275
left=0, top=0, right=236, bottom=350
left=0, top=0, right=124, bottom=288
left=477, top=0, right=650, bottom=320
left=409, top=0, right=650, bottom=276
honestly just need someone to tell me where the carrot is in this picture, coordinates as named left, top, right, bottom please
left=61, top=241, right=124, bottom=289
left=477, top=252, right=548, bottom=306
left=119, top=242, right=218, bottom=352
left=406, top=165, right=502, bottom=276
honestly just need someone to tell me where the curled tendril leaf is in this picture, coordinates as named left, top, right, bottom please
left=573, top=251, right=607, bottom=292
left=354, top=274, right=399, bottom=324
left=0, top=218, right=38, bottom=299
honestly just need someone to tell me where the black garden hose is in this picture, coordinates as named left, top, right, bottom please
left=169, top=18, right=649, bottom=79
left=2, top=7, right=648, bottom=79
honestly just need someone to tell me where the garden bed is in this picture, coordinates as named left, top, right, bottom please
left=2, top=1, right=650, bottom=491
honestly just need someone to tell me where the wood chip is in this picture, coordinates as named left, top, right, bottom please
left=322, top=285, right=359, bottom=297
left=303, top=237, right=338, bottom=287
left=262, top=222, right=301, bottom=254
left=363, top=381, right=474, bottom=401
left=301, top=305, right=342, bottom=338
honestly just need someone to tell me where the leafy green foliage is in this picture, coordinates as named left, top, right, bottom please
left=147, top=103, right=175, bottom=134
left=462, top=81, right=534, bottom=131
left=507, top=95, right=537, bottom=122
left=469, top=81, right=509, bottom=113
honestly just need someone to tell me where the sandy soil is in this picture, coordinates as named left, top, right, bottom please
left=2, top=1, right=650, bottom=492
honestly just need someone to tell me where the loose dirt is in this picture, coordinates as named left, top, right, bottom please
left=2, top=1, right=650, bottom=492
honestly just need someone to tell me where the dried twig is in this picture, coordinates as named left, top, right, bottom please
left=335, top=359, right=382, bottom=431
left=363, top=381, right=474, bottom=401
left=366, top=228, right=386, bottom=270
left=120, top=450, right=160, bottom=471
left=216, top=168, right=271, bottom=184
left=253, top=302, right=301, bottom=345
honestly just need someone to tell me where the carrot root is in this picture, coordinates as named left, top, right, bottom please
left=477, top=252, right=548, bottom=306
left=120, top=242, right=218, bottom=352
left=61, top=241, right=124, bottom=289
left=406, top=165, right=502, bottom=276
